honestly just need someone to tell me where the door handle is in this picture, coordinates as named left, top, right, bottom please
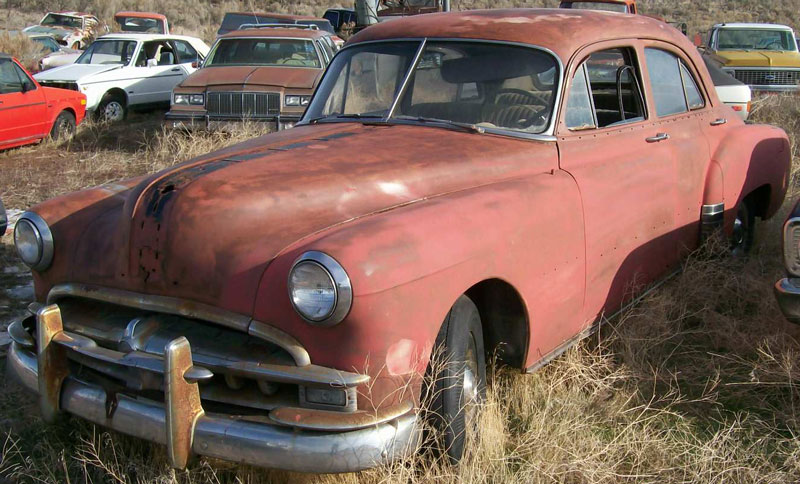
left=645, top=133, right=670, bottom=143
left=171, top=68, right=181, bottom=72
left=710, top=118, right=727, bottom=126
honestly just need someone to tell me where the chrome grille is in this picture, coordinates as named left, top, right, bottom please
left=733, top=69, right=800, bottom=86
left=39, top=81, right=79, bottom=92
left=207, top=91, right=280, bottom=118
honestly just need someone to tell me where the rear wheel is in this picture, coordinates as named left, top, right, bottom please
left=730, top=198, right=755, bottom=256
left=424, top=295, right=486, bottom=464
left=96, top=93, right=127, bottom=123
left=49, top=111, right=76, bottom=140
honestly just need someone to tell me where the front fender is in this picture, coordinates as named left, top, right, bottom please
left=253, top=170, right=586, bottom=393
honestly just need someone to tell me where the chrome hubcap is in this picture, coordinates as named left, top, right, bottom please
left=104, top=102, right=123, bottom=122
left=462, top=334, right=480, bottom=427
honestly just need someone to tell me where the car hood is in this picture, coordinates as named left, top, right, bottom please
left=34, top=123, right=557, bottom=315
left=23, top=25, right=75, bottom=38
left=714, top=50, right=800, bottom=67
left=180, top=65, right=322, bottom=90
left=34, top=63, right=121, bottom=82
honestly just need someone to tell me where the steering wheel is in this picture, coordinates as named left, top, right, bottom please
left=765, top=40, right=783, bottom=50
left=495, top=88, right=549, bottom=106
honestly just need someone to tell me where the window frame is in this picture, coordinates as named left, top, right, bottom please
left=641, top=42, right=710, bottom=120
left=559, top=42, right=649, bottom=135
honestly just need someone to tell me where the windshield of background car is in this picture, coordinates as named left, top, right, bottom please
left=33, top=36, right=61, bottom=52
left=560, top=2, right=628, bottom=13
left=717, top=29, right=798, bottom=51
left=76, top=40, right=137, bottom=65
left=116, top=16, right=166, bottom=33
left=207, top=38, right=321, bottom=67
left=305, top=41, right=559, bottom=135
left=299, top=20, right=335, bottom=34
left=41, top=14, right=82, bottom=29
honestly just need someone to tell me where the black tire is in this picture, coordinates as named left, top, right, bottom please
left=49, top=111, right=76, bottom=140
left=0, top=198, right=7, bottom=236
left=424, top=295, right=486, bottom=465
left=96, top=93, right=127, bottom=123
left=730, top=197, right=755, bottom=256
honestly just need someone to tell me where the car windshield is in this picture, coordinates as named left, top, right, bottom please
left=116, top=16, right=166, bottom=33
left=76, top=40, right=138, bottom=65
left=40, top=13, right=82, bottom=29
left=717, top=29, right=798, bottom=51
left=207, top=38, right=320, bottom=67
left=559, top=2, right=628, bottom=13
left=305, top=40, right=559, bottom=135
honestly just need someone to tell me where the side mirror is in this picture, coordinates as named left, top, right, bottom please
left=191, top=61, right=199, bottom=69
left=21, top=82, right=33, bottom=93
left=146, top=58, right=158, bottom=68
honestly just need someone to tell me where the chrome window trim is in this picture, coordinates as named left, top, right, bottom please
left=298, top=37, right=565, bottom=140
left=289, top=251, right=352, bottom=327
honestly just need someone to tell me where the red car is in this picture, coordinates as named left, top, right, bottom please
left=6, top=10, right=791, bottom=473
left=0, top=53, right=86, bottom=150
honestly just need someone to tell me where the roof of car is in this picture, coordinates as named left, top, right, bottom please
left=220, top=27, right=329, bottom=39
left=0, top=52, right=11, bottom=59
left=97, top=32, right=200, bottom=42
left=51, top=11, right=94, bottom=18
left=350, top=9, right=691, bottom=61
left=713, top=22, right=793, bottom=31
left=114, top=11, right=168, bottom=21
left=226, top=12, right=319, bottom=21
left=562, top=0, right=635, bottom=4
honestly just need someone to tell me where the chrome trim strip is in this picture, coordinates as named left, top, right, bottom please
left=6, top=346, right=419, bottom=473
left=269, top=400, right=414, bottom=431
left=386, top=38, right=427, bottom=120
left=701, top=202, right=725, bottom=217
left=46, top=283, right=311, bottom=367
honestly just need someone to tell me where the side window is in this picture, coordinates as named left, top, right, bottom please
left=583, top=47, right=646, bottom=128
left=679, top=62, right=704, bottom=110
left=0, top=59, right=24, bottom=94
left=137, top=41, right=176, bottom=66
left=174, top=40, right=200, bottom=63
left=644, top=48, right=702, bottom=117
left=11, top=63, right=35, bottom=91
left=565, top=64, right=596, bottom=130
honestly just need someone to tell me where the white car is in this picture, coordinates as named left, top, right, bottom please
left=34, top=33, right=209, bottom=121
left=703, top=56, right=752, bottom=120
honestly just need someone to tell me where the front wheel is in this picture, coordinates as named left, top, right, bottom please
left=424, top=295, right=486, bottom=464
left=96, top=94, right=127, bottom=123
left=49, top=110, right=76, bottom=140
left=730, top=198, right=755, bottom=256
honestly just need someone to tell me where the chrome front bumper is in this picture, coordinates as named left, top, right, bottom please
left=774, top=278, right=800, bottom=325
left=6, top=302, right=418, bottom=473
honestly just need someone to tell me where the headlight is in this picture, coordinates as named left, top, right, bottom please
left=288, top=251, right=352, bottom=326
left=189, top=94, right=204, bottom=105
left=285, top=95, right=311, bottom=107
left=14, top=212, right=54, bottom=271
left=173, top=93, right=189, bottom=105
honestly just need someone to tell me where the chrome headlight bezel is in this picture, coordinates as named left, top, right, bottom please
left=14, top=211, right=54, bottom=272
left=784, top=216, right=800, bottom=277
left=288, top=251, right=352, bottom=327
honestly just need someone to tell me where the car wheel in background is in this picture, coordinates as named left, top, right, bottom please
left=50, top=111, right=76, bottom=140
left=423, top=295, right=486, bottom=464
left=97, top=94, right=127, bottom=123
left=731, top=198, right=755, bottom=256
left=0, top=198, right=6, bottom=237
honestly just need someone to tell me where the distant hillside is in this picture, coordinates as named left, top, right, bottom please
left=2, top=0, right=798, bottom=40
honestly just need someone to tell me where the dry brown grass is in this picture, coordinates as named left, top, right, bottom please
left=0, top=30, right=44, bottom=71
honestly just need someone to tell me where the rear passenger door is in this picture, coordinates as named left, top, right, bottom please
left=557, top=42, right=679, bottom=326
left=641, top=45, right=712, bottom=255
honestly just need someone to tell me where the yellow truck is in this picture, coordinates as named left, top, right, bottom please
left=703, top=23, right=800, bottom=92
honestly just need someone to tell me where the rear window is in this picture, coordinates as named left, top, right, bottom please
left=116, top=16, right=166, bottom=34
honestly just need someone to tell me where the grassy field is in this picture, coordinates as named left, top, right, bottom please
left=1, top=1, right=800, bottom=482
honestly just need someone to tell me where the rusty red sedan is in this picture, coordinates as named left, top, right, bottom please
left=6, top=9, right=790, bottom=473
left=0, top=53, right=86, bottom=151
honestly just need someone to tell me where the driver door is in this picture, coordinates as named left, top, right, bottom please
left=0, top=58, right=47, bottom=146
left=129, top=40, right=187, bottom=105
